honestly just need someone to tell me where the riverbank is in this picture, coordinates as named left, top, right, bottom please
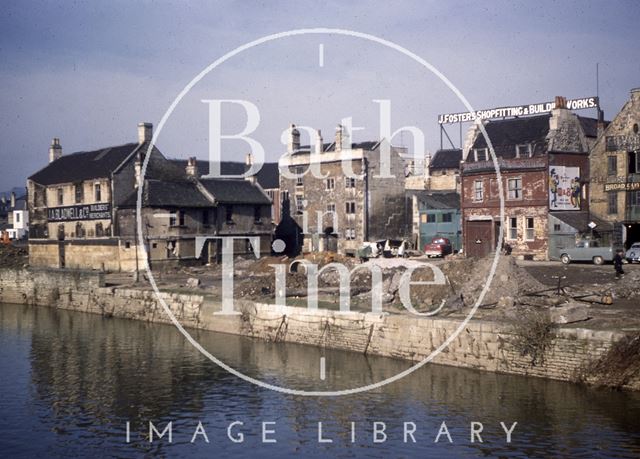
left=0, top=267, right=638, bottom=391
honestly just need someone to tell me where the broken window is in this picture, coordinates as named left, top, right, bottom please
left=473, top=180, right=484, bottom=201
left=507, top=178, right=522, bottom=199
left=607, top=156, right=617, bottom=176
left=608, top=192, right=618, bottom=215
left=516, top=144, right=532, bottom=158
left=295, top=195, right=304, bottom=214
left=525, top=217, right=535, bottom=241
left=74, top=183, right=83, bottom=204
left=178, top=210, right=185, bottom=226
left=508, top=217, right=518, bottom=239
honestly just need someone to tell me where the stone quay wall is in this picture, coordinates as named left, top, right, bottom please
left=1, top=267, right=637, bottom=390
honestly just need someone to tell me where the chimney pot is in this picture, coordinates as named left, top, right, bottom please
left=315, top=129, right=323, bottom=154
left=138, top=122, right=153, bottom=144
left=185, top=157, right=199, bottom=177
left=287, top=124, right=300, bottom=153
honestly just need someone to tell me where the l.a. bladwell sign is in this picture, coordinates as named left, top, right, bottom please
left=47, top=203, right=111, bottom=222
left=438, top=97, right=598, bottom=124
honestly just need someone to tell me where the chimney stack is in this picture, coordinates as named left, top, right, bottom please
left=245, top=153, right=257, bottom=184
left=335, top=124, right=348, bottom=153
left=10, top=192, right=15, bottom=209
left=287, top=124, right=300, bottom=153
left=138, top=122, right=153, bottom=144
left=597, top=109, right=606, bottom=138
left=186, top=157, right=199, bottom=177
left=49, top=138, right=62, bottom=163
left=315, top=129, right=323, bottom=154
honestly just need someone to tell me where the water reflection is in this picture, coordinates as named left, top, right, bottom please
left=0, top=303, right=639, bottom=458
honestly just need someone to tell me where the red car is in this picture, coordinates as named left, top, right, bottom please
left=423, top=237, right=453, bottom=257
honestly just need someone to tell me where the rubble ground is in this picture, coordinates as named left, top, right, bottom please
left=0, top=244, right=28, bottom=269
left=103, top=253, right=640, bottom=332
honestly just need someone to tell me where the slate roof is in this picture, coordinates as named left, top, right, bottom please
left=430, top=149, right=462, bottom=170
left=199, top=178, right=271, bottom=205
left=169, top=160, right=280, bottom=189
left=470, top=114, right=551, bottom=160
left=551, top=211, right=613, bottom=232
left=578, top=116, right=608, bottom=138
left=121, top=180, right=212, bottom=208
left=29, top=143, right=142, bottom=185
left=9, top=196, right=27, bottom=211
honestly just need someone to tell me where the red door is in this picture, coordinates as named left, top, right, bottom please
left=466, top=220, right=493, bottom=258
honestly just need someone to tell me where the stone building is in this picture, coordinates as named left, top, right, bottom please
left=425, top=149, right=462, bottom=192
left=460, top=97, right=600, bottom=259
left=589, top=88, right=640, bottom=249
left=27, top=123, right=272, bottom=271
left=279, top=124, right=408, bottom=255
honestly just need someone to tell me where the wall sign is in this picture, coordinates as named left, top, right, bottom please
left=604, top=182, right=640, bottom=192
left=438, top=96, right=598, bottom=124
left=549, top=166, right=581, bottom=210
left=47, top=203, right=111, bottom=222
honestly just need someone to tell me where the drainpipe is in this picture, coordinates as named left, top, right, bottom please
left=364, top=157, right=370, bottom=242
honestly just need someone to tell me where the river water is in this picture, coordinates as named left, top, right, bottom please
left=0, top=302, right=639, bottom=458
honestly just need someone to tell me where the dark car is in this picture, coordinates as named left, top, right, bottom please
left=424, top=237, right=452, bottom=257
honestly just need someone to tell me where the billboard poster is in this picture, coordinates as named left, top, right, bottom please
left=549, top=166, right=581, bottom=210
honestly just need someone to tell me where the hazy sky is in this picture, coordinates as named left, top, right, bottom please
left=1, top=0, right=639, bottom=191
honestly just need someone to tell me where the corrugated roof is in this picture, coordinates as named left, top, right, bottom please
left=551, top=211, right=613, bottom=232
left=412, top=191, right=460, bottom=210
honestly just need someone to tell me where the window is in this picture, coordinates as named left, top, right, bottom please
left=282, top=190, right=290, bottom=202
left=345, top=228, right=356, bottom=240
left=508, top=178, right=522, bottom=199
left=607, top=156, right=617, bottom=176
left=202, top=209, right=209, bottom=226
left=254, top=206, right=262, bottom=223
left=508, top=217, right=518, bottom=240
left=426, top=213, right=436, bottom=223
left=326, top=203, right=336, bottom=213
left=95, top=222, right=104, bottom=237
left=474, top=148, right=488, bottom=161
left=630, top=191, right=640, bottom=207
left=125, top=241, right=131, bottom=249
left=629, top=151, right=639, bottom=174
left=473, top=180, right=484, bottom=202
left=516, top=144, right=532, bottom=158
left=57, top=188, right=64, bottom=206
left=94, top=183, right=102, bottom=202
left=295, top=166, right=304, bottom=186
left=326, top=178, right=335, bottom=190
left=553, top=223, right=561, bottom=232
left=178, top=210, right=185, bottom=226
left=75, top=222, right=84, bottom=238
left=169, top=212, right=177, bottom=227
left=608, top=192, right=618, bottom=215
left=295, top=195, right=304, bottom=214
left=225, top=205, right=234, bottom=223
left=345, top=177, right=356, bottom=188
left=345, top=201, right=356, bottom=214
left=442, top=212, right=452, bottom=223
left=75, top=183, right=83, bottom=203
left=15, top=213, right=20, bottom=223
left=525, top=217, right=535, bottom=241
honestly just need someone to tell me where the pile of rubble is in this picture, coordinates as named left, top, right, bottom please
left=0, top=244, right=28, bottom=269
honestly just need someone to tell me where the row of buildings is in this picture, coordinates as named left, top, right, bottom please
left=19, top=88, right=640, bottom=270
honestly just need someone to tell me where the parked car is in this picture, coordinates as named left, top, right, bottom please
left=626, top=242, right=640, bottom=263
left=558, top=240, right=618, bottom=265
left=423, top=237, right=453, bottom=258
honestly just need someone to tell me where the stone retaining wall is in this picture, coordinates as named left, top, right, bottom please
left=1, top=268, right=637, bottom=390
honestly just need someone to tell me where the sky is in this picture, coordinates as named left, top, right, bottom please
left=1, top=0, right=639, bottom=192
